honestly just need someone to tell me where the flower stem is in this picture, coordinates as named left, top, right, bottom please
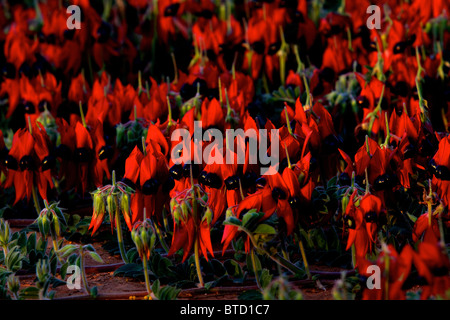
left=298, top=239, right=311, bottom=279
left=79, top=101, right=87, bottom=128
left=251, top=248, right=262, bottom=290
left=351, top=243, right=356, bottom=269
left=80, top=251, right=90, bottom=293
left=154, top=223, right=170, bottom=254
left=194, top=237, right=204, bottom=287
left=31, top=186, right=41, bottom=216
left=115, top=196, right=129, bottom=264
left=142, top=255, right=153, bottom=295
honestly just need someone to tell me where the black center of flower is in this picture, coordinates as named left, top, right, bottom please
left=393, top=41, right=407, bottom=54
left=198, top=170, right=209, bottom=185
left=364, top=211, right=377, bottom=223
left=162, top=176, right=175, bottom=193
left=55, top=144, right=72, bottom=160
left=241, top=171, right=258, bottom=189
left=403, top=143, right=416, bottom=160
left=251, top=41, right=265, bottom=55
left=344, top=215, right=356, bottom=229
left=205, top=173, right=222, bottom=189
left=373, top=173, right=397, bottom=191
left=169, top=164, right=184, bottom=180
left=2, top=63, right=15, bottom=79
left=255, top=177, right=267, bottom=189
left=19, top=155, right=35, bottom=171
left=98, top=145, right=113, bottom=160
left=268, top=42, right=281, bottom=55
left=23, top=101, right=35, bottom=114
left=288, top=196, right=300, bottom=209
left=74, top=147, right=91, bottom=163
left=41, top=155, right=56, bottom=171
left=4, top=155, right=18, bottom=170
left=271, top=187, right=287, bottom=201
left=224, top=175, right=240, bottom=190
left=164, top=3, right=180, bottom=16
left=182, top=163, right=200, bottom=178
left=428, top=159, right=450, bottom=180
left=64, top=28, right=76, bottom=40
left=356, top=95, right=369, bottom=109
left=142, top=178, right=160, bottom=195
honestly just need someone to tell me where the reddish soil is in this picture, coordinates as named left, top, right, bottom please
left=13, top=231, right=340, bottom=300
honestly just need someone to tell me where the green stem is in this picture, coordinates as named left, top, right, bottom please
left=2, top=245, right=8, bottom=257
left=115, top=196, right=129, bottom=264
left=384, top=253, right=389, bottom=300
left=52, top=238, right=62, bottom=264
left=142, top=256, right=153, bottom=295
left=154, top=223, right=170, bottom=254
left=298, top=239, right=311, bottom=279
left=245, top=228, right=303, bottom=275
left=251, top=248, right=262, bottom=290
left=80, top=251, right=90, bottom=293
left=351, top=244, right=356, bottom=269
left=194, top=237, right=204, bottom=287
left=31, top=186, right=41, bottom=216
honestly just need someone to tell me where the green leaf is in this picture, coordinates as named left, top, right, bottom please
left=26, top=232, right=36, bottom=254
left=88, top=251, right=104, bottom=263
left=58, top=244, right=78, bottom=256
left=259, top=269, right=273, bottom=288
left=224, top=259, right=244, bottom=278
left=157, top=285, right=181, bottom=300
left=0, top=267, right=12, bottom=279
left=113, top=263, right=143, bottom=277
left=253, top=224, right=276, bottom=235
left=241, top=211, right=264, bottom=230
left=238, top=290, right=263, bottom=300
left=83, top=244, right=95, bottom=252
left=151, top=279, right=160, bottom=295
left=19, top=286, right=39, bottom=300
left=60, top=262, right=69, bottom=280
left=246, top=252, right=261, bottom=275
left=223, top=217, right=242, bottom=227
left=90, top=286, right=98, bottom=298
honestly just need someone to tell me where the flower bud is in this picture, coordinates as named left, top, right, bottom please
left=180, top=201, right=189, bottom=221
left=341, top=194, right=349, bottom=213
left=121, top=193, right=132, bottom=230
left=0, top=219, right=11, bottom=247
left=202, top=207, right=213, bottom=226
left=170, top=198, right=177, bottom=213
left=36, top=259, right=50, bottom=283
left=94, top=192, right=105, bottom=215
left=173, top=205, right=182, bottom=225
left=225, top=208, right=233, bottom=220
left=7, top=274, right=20, bottom=295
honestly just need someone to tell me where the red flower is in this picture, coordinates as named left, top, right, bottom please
left=4, top=123, right=54, bottom=204
left=358, top=244, right=414, bottom=300
left=344, top=191, right=383, bottom=260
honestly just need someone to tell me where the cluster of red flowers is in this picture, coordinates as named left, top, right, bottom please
left=0, top=0, right=449, bottom=299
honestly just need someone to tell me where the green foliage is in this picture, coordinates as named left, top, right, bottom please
left=151, top=279, right=181, bottom=300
